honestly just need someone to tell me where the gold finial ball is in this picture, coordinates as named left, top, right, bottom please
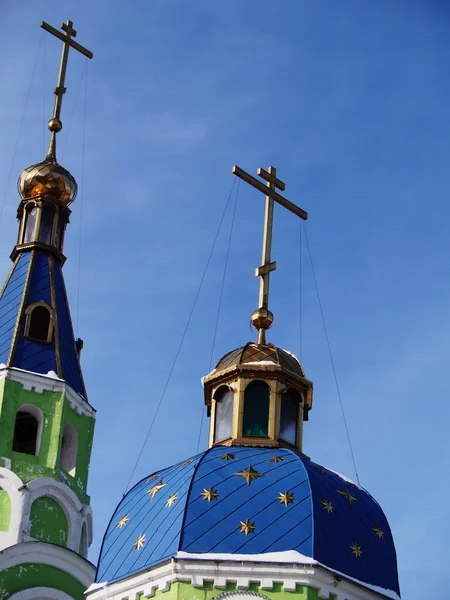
left=251, top=307, right=274, bottom=331
left=17, top=157, right=78, bottom=205
left=48, top=118, right=62, bottom=132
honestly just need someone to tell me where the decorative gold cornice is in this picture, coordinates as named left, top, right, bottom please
left=10, top=242, right=66, bottom=265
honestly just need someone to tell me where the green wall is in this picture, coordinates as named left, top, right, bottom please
left=0, top=563, right=85, bottom=600
left=29, top=496, right=68, bottom=546
left=0, top=489, right=11, bottom=531
left=0, top=378, right=94, bottom=503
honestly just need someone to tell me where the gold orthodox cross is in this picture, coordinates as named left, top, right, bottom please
left=232, top=165, right=308, bottom=344
left=40, top=20, right=93, bottom=159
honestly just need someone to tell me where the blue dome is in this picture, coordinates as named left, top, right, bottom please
left=97, top=446, right=399, bottom=595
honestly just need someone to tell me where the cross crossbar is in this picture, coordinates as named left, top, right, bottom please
left=232, top=165, right=307, bottom=220
left=41, top=21, right=93, bottom=59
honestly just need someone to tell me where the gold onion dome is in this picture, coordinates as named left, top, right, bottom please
left=17, top=156, right=78, bottom=205
left=214, top=342, right=305, bottom=378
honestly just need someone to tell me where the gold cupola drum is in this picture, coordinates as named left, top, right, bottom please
left=203, top=166, right=312, bottom=454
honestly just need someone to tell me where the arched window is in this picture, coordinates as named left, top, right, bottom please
left=25, top=301, right=54, bottom=343
left=243, top=380, right=270, bottom=437
left=38, top=205, right=55, bottom=245
left=12, top=405, right=42, bottom=455
left=60, top=422, right=78, bottom=476
left=54, top=215, right=65, bottom=250
left=214, top=386, right=234, bottom=442
left=23, top=204, right=38, bottom=243
left=79, top=522, right=88, bottom=557
left=280, top=388, right=301, bottom=446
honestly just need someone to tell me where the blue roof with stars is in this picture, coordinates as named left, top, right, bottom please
left=96, top=446, right=399, bottom=595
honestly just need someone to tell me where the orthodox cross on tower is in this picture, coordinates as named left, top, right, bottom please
left=232, top=165, right=308, bottom=345
left=40, top=20, right=93, bottom=159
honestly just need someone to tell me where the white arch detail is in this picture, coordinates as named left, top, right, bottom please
left=0, top=541, right=95, bottom=589
left=9, top=588, right=74, bottom=600
left=0, top=471, right=93, bottom=553
left=0, top=468, right=24, bottom=550
left=22, top=478, right=93, bottom=552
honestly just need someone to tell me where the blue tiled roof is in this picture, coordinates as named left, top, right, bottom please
left=0, top=249, right=86, bottom=397
left=97, top=446, right=399, bottom=596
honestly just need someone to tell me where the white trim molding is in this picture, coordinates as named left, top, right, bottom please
left=0, top=541, right=95, bottom=589
left=86, top=556, right=399, bottom=600
left=0, top=366, right=95, bottom=418
left=10, top=587, right=75, bottom=600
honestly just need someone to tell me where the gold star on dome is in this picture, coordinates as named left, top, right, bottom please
left=165, top=493, right=178, bottom=507
left=180, top=459, right=192, bottom=468
left=350, top=542, right=362, bottom=558
left=337, top=488, right=358, bottom=505
left=221, top=453, right=235, bottom=461
left=134, top=534, right=146, bottom=550
left=201, top=488, right=219, bottom=502
left=373, top=526, right=384, bottom=539
left=239, top=519, right=256, bottom=536
left=349, top=482, right=359, bottom=490
left=321, top=499, right=334, bottom=513
left=234, top=466, right=265, bottom=485
left=268, top=456, right=284, bottom=463
left=314, top=465, right=326, bottom=474
left=147, top=473, right=160, bottom=482
left=278, top=491, right=295, bottom=506
left=117, top=514, right=129, bottom=528
left=146, top=480, right=166, bottom=499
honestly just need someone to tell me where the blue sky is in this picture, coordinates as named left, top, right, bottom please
left=1, top=1, right=449, bottom=598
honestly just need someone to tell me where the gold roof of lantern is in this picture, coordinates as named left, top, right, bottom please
left=18, top=157, right=78, bottom=205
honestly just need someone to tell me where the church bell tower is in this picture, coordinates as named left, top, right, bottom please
left=0, top=20, right=96, bottom=600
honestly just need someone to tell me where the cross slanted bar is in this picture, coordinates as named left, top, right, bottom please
left=232, top=164, right=308, bottom=344
left=41, top=20, right=93, bottom=158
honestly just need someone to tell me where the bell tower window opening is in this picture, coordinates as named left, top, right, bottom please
left=60, top=422, right=78, bottom=476
left=24, top=301, right=54, bottom=343
left=23, top=204, right=38, bottom=243
left=213, top=386, right=234, bottom=443
left=243, top=380, right=270, bottom=437
left=280, top=388, right=301, bottom=446
left=12, top=405, right=43, bottom=456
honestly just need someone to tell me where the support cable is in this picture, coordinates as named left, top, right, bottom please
left=123, top=178, right=238, bottom=494
left=0, top=31, right=44, bottom=226
left=303, top=222, right=361, bottom=485
left=61, top=60, right=88, bottom=161
left=43, top=33, right=46, bottom=156
left=299, top=219, right=303, bottom=361
left=75, top=61, right=88, bottom=337
left=196, top=179, right=240, bottom=453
